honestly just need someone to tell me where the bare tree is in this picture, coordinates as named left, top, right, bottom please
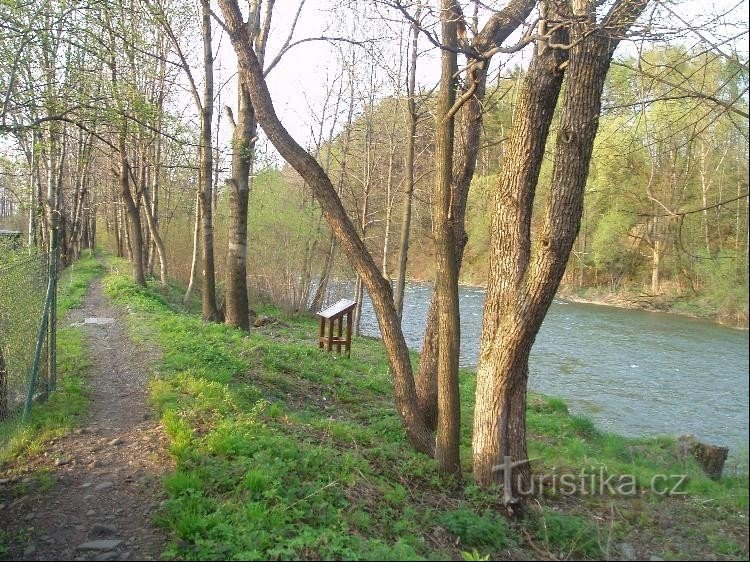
left=218, top=0, right=436, bottom=456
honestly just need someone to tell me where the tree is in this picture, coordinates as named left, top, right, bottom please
left=409, top=0, right=538, bottom=433
left=471, top=0, right=649, bottom=506
left=393, top=1, right=423, bottom=319
left=218, top=0, right=436, bottom=455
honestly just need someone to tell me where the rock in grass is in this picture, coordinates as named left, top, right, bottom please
left=619, top=542, right=637, bottom=561
left=677, top=434, right=729, bottom=479
left=254, top=315, right=272, bottom=327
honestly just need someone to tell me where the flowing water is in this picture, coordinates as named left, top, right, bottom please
left=357, top=282, right=749, bottom=459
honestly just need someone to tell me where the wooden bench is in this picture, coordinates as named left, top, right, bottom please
left=317, top=299, right=356, bottom=357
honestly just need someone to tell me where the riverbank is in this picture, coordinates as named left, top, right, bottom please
left=409, top=270, right=748, bottom=329
left=555, top=286, right=749, bottom=330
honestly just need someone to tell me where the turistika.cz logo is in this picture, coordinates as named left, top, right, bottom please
left=493, top=457, right=688, bottom=497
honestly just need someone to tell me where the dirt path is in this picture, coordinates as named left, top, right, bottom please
left=1, top=280, right=172, bottom=561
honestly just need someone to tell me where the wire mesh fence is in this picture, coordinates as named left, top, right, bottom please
left=0, top=235, right=53, bottom=440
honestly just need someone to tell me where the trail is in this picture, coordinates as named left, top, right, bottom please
left=1, top=280, right=171, bottom=561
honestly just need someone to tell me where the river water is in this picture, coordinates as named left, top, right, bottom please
left=356, top=282, right=749, bottom=458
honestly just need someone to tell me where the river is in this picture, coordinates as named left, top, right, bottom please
left=356, top=282, right=749, bottom=460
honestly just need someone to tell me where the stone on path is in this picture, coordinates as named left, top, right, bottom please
left=94, top=481, right=114, bottom=491
left=89, top=523, right=118, bottom=538
left=84, top=317, right=115, bottom=325
left=76, top=539, right=122, bottom=551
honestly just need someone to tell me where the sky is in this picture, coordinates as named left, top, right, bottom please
left=206, top=0, right=749, bottom=167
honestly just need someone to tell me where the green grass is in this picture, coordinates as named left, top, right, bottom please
left=102, top=258, right=749, bottom=561
left=0, top=251, right=104, bottom=465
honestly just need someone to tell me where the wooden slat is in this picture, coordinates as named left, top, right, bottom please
left=317, top=299, right=357, bottom=319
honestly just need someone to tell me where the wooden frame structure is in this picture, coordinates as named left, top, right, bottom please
left=317, top=299, right=356, bottom=357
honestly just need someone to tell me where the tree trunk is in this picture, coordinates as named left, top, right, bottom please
left=27, top=131, right=37, bottom=247
left=225, top=83, right=255, bottom=329
left=119, top=150, right=146, bottom=287
left=309, top=72, right=356, bottom=314
left=472, top=0, right=648, bottom=504
left=651, top=234, right=662, bottom=294
left=184, top=192, right=201, bottom=303
left=219, top=0, right=435, bottom=456
left=472, top=0, right=570, bottom=490
left=199, top=0, right=219, bottom=321
left=381, top=119, right=398, bottom=280
left=114, top=200, right=123, bottom=257
left=432, top=0, right=462, bottom=477
left=309, top=234, right=336, bottom=312
left=393, top=2, right=421, bottom=320
left=141, top=187, right=168, bottom=285
left=414, top=0, right=537, bottom=428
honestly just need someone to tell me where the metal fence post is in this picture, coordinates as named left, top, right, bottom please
left=47, top=220, right=58, bottom=391
left=22, top=281, right=52, bottom=421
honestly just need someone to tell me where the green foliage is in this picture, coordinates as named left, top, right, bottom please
left=460, top=45, right=749, bottom=325
left=245, top=169, right=324, bottom=310
left=591, top=209, right=636, bottom=279
left=461, top=548, right=491, bottom=561
left=685, top=250, right=749, bottom=322
left=533, top=510, right=602, bottom=558
left=437, top=508, right=516, bottom=550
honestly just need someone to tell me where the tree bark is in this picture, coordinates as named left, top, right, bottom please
left=119, top=149, right=146, bottom=287
left=432, top=0, right=462, bottom=477
left=225, top=83, right=255, bottom=329
left=199, top=0, right=220, bottom=321
left=225, top=0, right=273, bottom=329
left=141, top=186, right=168, bottom=286
left=184, top=191, right=201, bottom=303
left=393, top=3, right=420, bottom=320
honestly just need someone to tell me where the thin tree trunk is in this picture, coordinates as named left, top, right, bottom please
left=394, top=4, right=421, bottom=320
left=225, top=83, right=255, bottom=329
left=28, top=131, right=36, bottom=247
left=432, top=0, right=461, bottom=476
left=199, top=0, right=219, bottom=321
left=184, top=192, right=201, bottom=303
left=141, top=187, right=168, bottom=285
left=309, top=69, right=356, bottom=314
left=381, top=119, right=398, bottom=280
left=119, top=148, right=146, bottom=287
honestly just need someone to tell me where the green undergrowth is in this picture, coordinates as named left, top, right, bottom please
left=102, top=259, right=748, bottom=561
left=0, top=251, right=104, bottom=465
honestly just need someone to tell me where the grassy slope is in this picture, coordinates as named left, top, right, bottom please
left=102, top=260, right=748, bottom=561
left=0, top=252, right=104, bottom=464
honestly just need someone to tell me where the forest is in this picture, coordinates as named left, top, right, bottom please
left=0, top=0, right=748, bottom=511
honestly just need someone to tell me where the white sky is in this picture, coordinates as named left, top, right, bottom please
left=201, top=0, right=749, bottom=167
